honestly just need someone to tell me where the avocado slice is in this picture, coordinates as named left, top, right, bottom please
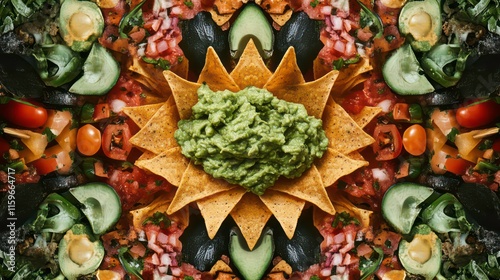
left=59, top=0, right=104, bottom=52
left=69, top=182, right=122, bottom=235
left=382, top=44, right=435, bottom=95
left=228, top=3, right=274, bottom=60
left=381, top=182, right=435, bottom=234
left=398, top=224, right=442, bottom=280
left=229, top=227, right=274, bottom=280
left=69, top=43, right=120, bottom=96
left=398, top=0, right=442, bottom=52
left=59, top=223, right=105, bottom=280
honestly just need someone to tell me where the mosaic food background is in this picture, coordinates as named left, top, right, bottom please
left=0, top=0, right=500, bottom=279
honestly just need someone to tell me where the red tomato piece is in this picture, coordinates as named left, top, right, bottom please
left=0, top=99, right=48, bottom=128
left=105, top=75, right=143, bottom=110
left=402, top=124, right=427, bottom=156
left=372, top=124, right=403, bottom=161
left=0, top=138, right=10, bottom=155
left=445, top=157, right=473, bottom=176
left=93, top=103, right=111, bottom=121
left=392, top=103, right=411, bottom=122
left=492, top=138, right=500, bottom=152
left=31, top=157, right=58, bottom=175
left=456, top=99, right=500, bottom=129
left=102, top=123, right=133, bottom=160
left=43, top=145, right=73, bottom=174
left=77, top=124, right=102, bottom=156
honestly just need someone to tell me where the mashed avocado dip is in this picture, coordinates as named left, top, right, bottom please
left=174, top=84, right=329, bottom=195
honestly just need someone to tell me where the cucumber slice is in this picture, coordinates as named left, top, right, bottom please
left=69, top=182, right=121, bottom=235
left=229, top=227, right=274, bottom=280
left=382, top=44, right=434, bottom=95
left=381, top=182, right=434, bottom=234
left=69, top=43, right=120, bottom=95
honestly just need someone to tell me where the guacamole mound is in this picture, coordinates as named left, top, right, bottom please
left=174, top=84, right=329, bottom=195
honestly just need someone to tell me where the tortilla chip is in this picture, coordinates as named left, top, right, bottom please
left=270, top=260, right=293, bottom=275
left=230, top=193, right=272, bottom=250
left=328, top=190, right=373, bottom=228
left=267, top=70, right=338, bottom=119
left=136, top=150, right=157, bottom=161
left=350, top=106, right=382, bottom=128
left=314, top=56, right=372, bottom=96
left=265, top=47, right=305, bottom=90
left=208, top=9, right=234, bottom=26
left=197, top=188, right=247, bottom=238
left=272, top=165, right=335, bottom=215
left=213, top=0, right=243, bottom=15
left=337, top=56, right=372, bottom=84
left=259, top=0, right=289, bottom=14
left=129, top=191, right=190, bottom=230
left=313, top=190, right=373, bottom=230
left=331, top=73, right=369, bottom=97
left=323, top=103, right=374, bottom=154
left=168, top=162, right=237, bottom=214
left=198, top=47, right=240, bottom=92
left=230, top=39, right=272, bottom=89
left=129, top=56, right=172, bottom=97
left=123, top=103, right=163, bottom=128
left=141, top=88, right=169, bottom=105
left=209, top=260, right=233, bottom=275
left=172, top=56, right=189, bottom=80
left=347, top=151, right=365, bottom=161
left=259, top=190, right=305, bottom=239
left=129, top=103, right=180, bottom=154
left=313, top=57, right=331, bottom=80
left=315, top=148, right=368, bottom=187
left=135, top=147, right=189, bottom=186
left=270, top=9, right=293, bottom=26
left=164, top=70, right=201, bottom=120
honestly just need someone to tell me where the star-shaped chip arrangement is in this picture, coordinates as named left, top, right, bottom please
left=126, top=39, right=376, bottom=249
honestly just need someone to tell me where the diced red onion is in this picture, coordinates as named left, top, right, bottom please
left=110, top=99, right=127, bottom=113
left=161, top=253, right=172, bottom=266
left=372, top=168, right=390, bottom=182
left=152, top=253, right=160, bottom=265
left=376, top=99, right=393, bottom=113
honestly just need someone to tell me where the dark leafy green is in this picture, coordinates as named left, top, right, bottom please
left=445, top=0, right=500, bottom=35
left=0, top=0, right=55, bottom=34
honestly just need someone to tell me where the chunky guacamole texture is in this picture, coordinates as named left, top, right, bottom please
left=174, top=84, right=329, bottom=195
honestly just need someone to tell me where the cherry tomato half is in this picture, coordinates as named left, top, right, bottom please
left=402, top=124, right=427, bottom=156
left=102, top=123, right=132, bottom=161
left=372, top=124, right=403, bottom=161
left=456, top=99, right=500, bottom=129
left=77, top=124, right=102, bottom=156
left=0, top=99, right=48, bottom=128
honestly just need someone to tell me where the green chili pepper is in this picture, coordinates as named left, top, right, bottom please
left=421, top=193, right=472, bottom=233
left=421, top=44, right=470, bottom=88
left=118, top=247, right=144, bottom=280
left=359, top=246, right=384, bottom=280
left=33, top=193, right=82, bottom=233
left=357, top=0, right=384, bottom=39
left=80, top=157, right=100, bottom=180
left=80, top=103, right=96, bottom=124
left=476, top=161, right=500, bottom=173
left=119, top=0, right=146, bottom=38
left=407, top=155, right=425, bottom=179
